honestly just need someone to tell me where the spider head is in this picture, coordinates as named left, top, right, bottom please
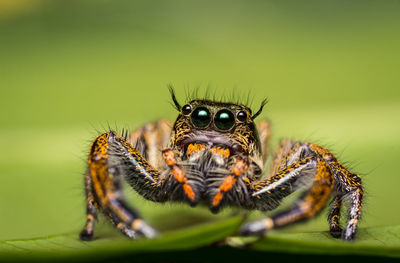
left=169, top=88, right=266, bottom=156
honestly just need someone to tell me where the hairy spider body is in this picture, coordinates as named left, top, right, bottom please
left=80, top=89, right=363, bottom=241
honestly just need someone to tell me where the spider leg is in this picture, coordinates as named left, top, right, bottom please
left=162, top=148, right=197, bottom=205
left=239, top=140, right=363, bottom=240
left=79, top=171, right=97, bottom=241
left=79, top=131, right=162, bottom=241
left=240, top=157, right=333, bottom=236
left=209, top=157, right=249, bottom=213
left=257, top=119, right=272, bottom=163
left=328, top=195, right=343, bottom=238
left=239, top=140, right=334, bottom=235
left=309, top=143, right=363, bottom=240
left=129, top=119, right=172, bottom=170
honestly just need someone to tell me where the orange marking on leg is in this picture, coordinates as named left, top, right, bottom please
left=219, top=175, right=237, bottom=192
left=211, top=159, right=249, bottom=207
left=172, top=166, right=185, bottom=183
left=183, top=183, right=195, bottom=201
left=162, top=149, right=177, bottom=166
left=243, top=176, right=251, bottom=185
left=212, top=176, right=237, bottom=207
left=89, top=134, right=110, bottom=162
left=163, top=148, right=196, bottom=201
left=232, top=160, right=248, bottom=176
left=212, top=192, right=224, bottom=207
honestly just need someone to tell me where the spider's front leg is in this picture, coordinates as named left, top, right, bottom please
left=239, top=140, right=363, bottom=241
left=80, top=131, right=163, bottom=241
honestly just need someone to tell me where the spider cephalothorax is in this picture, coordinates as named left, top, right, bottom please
left=171, top=99, right=262, bottom=156
left=79, top=88, right=363, bottom=241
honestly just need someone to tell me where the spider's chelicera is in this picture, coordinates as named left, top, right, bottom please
left=80, top=88, right=363, bottom=241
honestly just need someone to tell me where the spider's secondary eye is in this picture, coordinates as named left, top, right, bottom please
left=182, top=104, right=192, bottom=115
left=214, top=109, right=235, bottom=130
left=237, top=111, right=247, bottom=122
left=191, top=107, right=211, bottom=128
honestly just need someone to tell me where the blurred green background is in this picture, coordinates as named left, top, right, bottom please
left=0, top=0, right=399, bottom=241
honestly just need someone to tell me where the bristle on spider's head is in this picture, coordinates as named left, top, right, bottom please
left=251, top=98, right=268, bottom=120
left=168, top=85, right=181, bottom=111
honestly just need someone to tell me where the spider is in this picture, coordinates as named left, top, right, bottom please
left=79, top=88, right=363, bottom=241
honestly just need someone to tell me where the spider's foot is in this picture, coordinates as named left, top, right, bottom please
left=238, top=218, right=274, bottom=237
left=132, top=219, right=158, bottom=239
left=79, top=229, right=94, bottom=241
left=329, top=225, right=343, bottom=239
left=342, top=219, right=358, bottom=241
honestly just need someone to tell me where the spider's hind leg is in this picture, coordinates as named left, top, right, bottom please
left=328, top=195, right=343, bottom=238
left=79, top=171, right=97, bottom=241
left=311, top=143, right=364, bottom=240
left=257, top=119, right=272, bottom=163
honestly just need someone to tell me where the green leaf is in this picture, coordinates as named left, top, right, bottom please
left=0, top=217, right=242, bottom=262
left=2, top=222, right=400, bottom=262
left=229, top=225, right=400, bottom=258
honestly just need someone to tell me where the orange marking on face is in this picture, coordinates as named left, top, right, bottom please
left=172, top=166, right=185, bottom=183
left=219, top=175, right=236, bottom=192
left=162, top=150, right=177, bottom=166
left=183, top=183, right=195, bottom=201
left=212, top=191, right=224, bottom=207
left=232, top=160, right=248, bottom=176
left=187, top=144, right=206, bottom=156
left=209, top=147, right=230, bottom=159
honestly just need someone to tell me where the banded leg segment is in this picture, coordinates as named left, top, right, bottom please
left=240, top=158, right=334, bottom=236
left=328, top=195, right=343, bottom=238
left=79, top=171, right=97, bottom=241
left=80, top=132, right=160, bottom=240
left=344, top=188, right=363, bottom=240
left=250, top=140, right=317, bottom=211
left=210, top=158, right=249, bottom=213
left=309, top=143, right=364, bottom=240
left=240, top=140, right=363, bottom=240
left=162, top=148, right=196, bottom=204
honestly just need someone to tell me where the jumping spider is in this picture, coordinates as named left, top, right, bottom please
left=80, top=88, right=363, bottom=241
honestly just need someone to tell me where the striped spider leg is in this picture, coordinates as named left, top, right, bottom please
left=80, top=120, right=173, bottom=240
left=239, top=136, right=363, bottom=241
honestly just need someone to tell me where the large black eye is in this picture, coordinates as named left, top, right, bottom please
left=237, top=110, right=247, bottom=122
left=182, top=104, right=192, bottom=115
left=214, top=109, right=235, bottom=130
left=191, top=107, right=211, bottom=128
